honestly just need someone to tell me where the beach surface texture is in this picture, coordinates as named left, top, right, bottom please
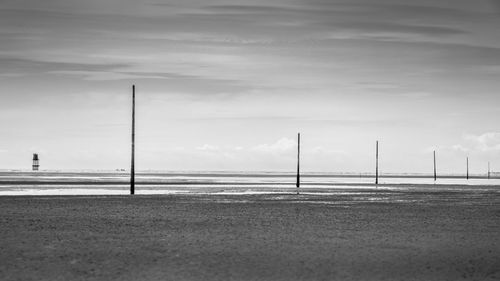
left=1, top=188, right=499, bottom=281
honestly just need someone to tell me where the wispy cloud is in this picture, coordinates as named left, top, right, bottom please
left=463, top=133, right=500, bottom=152
left=252, top=138, right=296, bottom=154
left=0, top=57, right=129, bottom=76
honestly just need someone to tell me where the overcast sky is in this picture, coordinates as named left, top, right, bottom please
left=1, top=0, right=500, bottom=173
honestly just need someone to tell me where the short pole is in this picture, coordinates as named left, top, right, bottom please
left=466, top=157, right=469, bottom=180
left=375, top=141, right=379, bottom=185
left=433, top=150, right=437, bottom=182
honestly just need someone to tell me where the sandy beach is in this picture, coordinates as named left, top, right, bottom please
left=1, top=188, right=499, bottom=281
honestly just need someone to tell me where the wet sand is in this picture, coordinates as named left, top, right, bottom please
left=1, top=189, right=499, bottom=280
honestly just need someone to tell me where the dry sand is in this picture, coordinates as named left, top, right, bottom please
left=0, top=188, right=499, bottom=281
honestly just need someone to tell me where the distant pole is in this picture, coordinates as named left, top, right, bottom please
left=466, top=157, right=469, bottom=180
left=433, top=151, right=437, bottom=182
left=130, top=85, right=135, bottom=195
left=488, top=162, right=490, bottom=180
left=296, top=133, right=300, bottom=194
left=375, top=141, right=379, bottom=185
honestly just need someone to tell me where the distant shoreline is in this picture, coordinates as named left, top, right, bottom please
left=0, top=170, right=498, bottom=179
left=0, top=169, right=500, bottom=179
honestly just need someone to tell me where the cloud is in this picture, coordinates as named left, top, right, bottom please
left=297, top=1, right=483, bottom=21
left=451, top=144, right=470, bottom=153
left=463, top=133, right=500, bottom=152
left=196, top=144, right=220, bottom=151
left=204, top=4, right=306, bottom=14
left=0, top=0, right=497, bottom=89
left=204, top=2, right=478, bottom=23
left=45, top=70, right=233, bottom=82
left=252, top=138, right=297, bottom=154
left=309, top=146, right=346, bottom=155
left=326, top=22, right=467, bottom=38
left=307, top=146, right=348, bottom=163
left=197, top=2, right=470, bottom=42
left=444, top=133, right=500, bottom=155
left=0, top=57, right=129, bottom=76
left=490, top=0, right=500, bottom=13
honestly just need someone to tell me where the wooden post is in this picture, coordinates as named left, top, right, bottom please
left=488, top=162, right=490, bottom=180
left=296, top=133, right=300, bottom=194
left=375, top=141, right=379, bottom=185
left=466, top=157, right=469, bottom=180
left=130, top=85, right=135, bottom=195
left=433, top=150, right=437, bottom=181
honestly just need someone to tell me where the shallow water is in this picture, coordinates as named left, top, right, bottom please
left=0, top=171, right=499, bottom=195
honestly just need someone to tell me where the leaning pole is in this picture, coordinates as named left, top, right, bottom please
left=130, top=85, right=135, bottom=195
left=296, top=133, right=300, bottom=195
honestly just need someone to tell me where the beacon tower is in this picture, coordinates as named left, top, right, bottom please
left=32, top=153, right=39, bottom=171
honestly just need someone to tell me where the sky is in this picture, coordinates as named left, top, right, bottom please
left=1, top=0, right=500, bottom=173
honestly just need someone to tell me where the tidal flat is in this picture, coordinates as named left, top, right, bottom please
left=0, top=189, right=499, bottom=281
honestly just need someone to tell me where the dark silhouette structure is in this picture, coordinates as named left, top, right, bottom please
left=488, top=162, right=490, bottom=180
left=433, top=151, right=437, bottom=181
left=131, top=85, right=135, bottom=195
left=32, top=154, right=39, bottom=171
left=296, top=133, right=300, bottom=194
left=375, top=141, right=379, bottom=185
left=466, top=157, right=469, bottom=180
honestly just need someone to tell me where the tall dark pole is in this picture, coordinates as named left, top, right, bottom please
left=466, top=157, right=469, bottom=180
left=130, top=85, right=135, bottom=195
left=488, top=162, right=490, bottom=180
left=375, top=141, right=379, bottom=185
left=433, top=150, right=437, bottom=182
left=296, top=133, right=300, bottom=194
